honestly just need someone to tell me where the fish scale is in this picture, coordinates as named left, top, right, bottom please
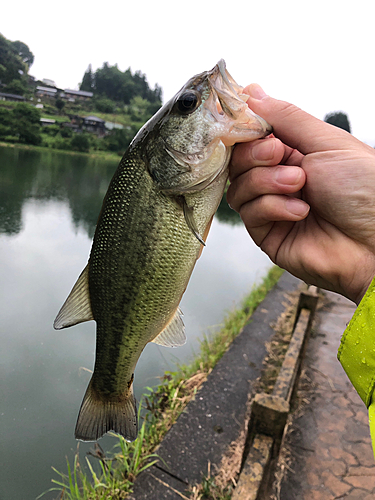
left=89, top=152, right=204, bottom=394
left=54, top=60, right=271, bottom=442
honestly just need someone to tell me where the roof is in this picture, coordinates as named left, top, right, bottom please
left=40, top=118, right=56, bottom=124
left=64, top=89, right=93, bottom=98
left=0, top=92, right=25, bottom=100
left=36, top=86, right=57, bottom=93
left=84, top=115, right=105, bottom=123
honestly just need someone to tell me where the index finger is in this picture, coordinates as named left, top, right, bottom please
left=244, top=84, right=358, bottom=155
left=230, top=136, right=302, bottom=182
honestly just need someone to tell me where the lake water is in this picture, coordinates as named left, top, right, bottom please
left=0, top=145, right=272, bottom=499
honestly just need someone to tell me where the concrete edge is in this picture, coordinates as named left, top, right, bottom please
left=234, top=286, right=319, bottom=500
left=130, top=272, right=305, bottom=500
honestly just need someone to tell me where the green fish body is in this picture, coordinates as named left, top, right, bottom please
left=54, top=60, right=271, bottom=441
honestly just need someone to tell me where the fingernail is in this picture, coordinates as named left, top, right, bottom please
left=252, top=140, right=275, bottom=161
left=276, top=167, right=301, bottom=185
left=285, top=198, right=309, bottom=217
left=248, top=83, right=267, bottom=100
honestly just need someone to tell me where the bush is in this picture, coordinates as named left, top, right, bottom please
left=53, top=136, right=71, bottom=150
left=70, top=133, right=90, bottom=153
left=60, top=127, right=73, bottom=138
left=8, top=103, right=42, bottom=145
left=0, top=108, right=13, bottom=138
left=42, top=124, right=60, bottom=136
left=95, top=97, right=116, bottom=113
left=102, top=126, right=138, bottom=153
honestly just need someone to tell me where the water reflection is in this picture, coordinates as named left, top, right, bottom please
left=0, top=146, right=242, bottom=238
left=0, top=145, right=271, bottom=499
left=0, top=146, right=118, bottom=238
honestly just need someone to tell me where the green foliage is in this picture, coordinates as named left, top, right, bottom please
left=0, top=103, right=42, bottom=145
left=0, top=33, right=32, bottom=91
left=12, top=102, right=40, bottom=124
left=128, top=96, right=152, bottom=122
left=10, top=39, right=34, bottom=67
left=0, top=107, right=13, bottom=138
left=102, top=125, right=140, bottom=154
left=94, top=97, right=116, bottom=113
left=71, top=134, right=91, bottom=153
left=324, top=111, right=351, bottom=133
left=3, top=78, right=28, bottom=96
left=55, top=98, right=65, bottom=112
left=80, top=64, right=95, bottom=92
left=39, top=420, right=159, bottom=500
left=80, top=62, right=162, bottom=105
left=61, top=126, right=73, bottom=138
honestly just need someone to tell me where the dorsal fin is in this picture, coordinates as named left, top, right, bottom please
left=54, top=264, right=94, bottom=330
left=152, top=307, right=186, bottom=347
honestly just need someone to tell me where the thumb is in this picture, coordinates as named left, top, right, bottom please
left=245, top=84, right=350, bottom=155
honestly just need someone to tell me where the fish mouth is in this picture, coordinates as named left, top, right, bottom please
left=205, top=59, right=272, bottom=145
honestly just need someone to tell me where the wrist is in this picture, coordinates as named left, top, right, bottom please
left=354, top=275, right=375, bottom=305
left=351, top=254, right=375, bottom=305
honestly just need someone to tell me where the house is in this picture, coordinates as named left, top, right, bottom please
left=36, top=86, right=57, bottom=98
left=64, top=115, right=106, bottom=136
left=82, top=115, right=106, bottom=136
left=62, top=89, right=93, bottom=102
left=0, top=92, right=25, bottom=102
left=42, top=78, right=56, bottom=88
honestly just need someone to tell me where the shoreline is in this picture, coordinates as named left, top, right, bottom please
left=0, top=140, right=121, bottom=161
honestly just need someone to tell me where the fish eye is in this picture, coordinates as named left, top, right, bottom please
left=175, top=91, right=200, bottom=115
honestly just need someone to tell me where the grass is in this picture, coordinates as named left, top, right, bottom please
left=40, top=266, right=284, bottom=499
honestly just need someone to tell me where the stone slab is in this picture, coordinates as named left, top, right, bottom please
left=129, top=465, right=187, bottom=500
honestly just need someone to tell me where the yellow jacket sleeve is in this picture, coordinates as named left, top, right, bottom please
left=338, top=278, right=375, bottom=457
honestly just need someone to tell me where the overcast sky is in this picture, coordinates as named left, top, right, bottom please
left=2, top=0, right=375, bottom=144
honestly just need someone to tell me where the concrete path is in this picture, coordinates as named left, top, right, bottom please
left=278, top=292, right=375, bottom=499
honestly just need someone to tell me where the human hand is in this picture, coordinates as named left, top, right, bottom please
left=227, top=84, right=375, bottom=304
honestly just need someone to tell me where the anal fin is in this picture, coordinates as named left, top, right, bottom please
left=152, top=307, right=186, bottom=347
left=54, top=264, right=94, bottom=330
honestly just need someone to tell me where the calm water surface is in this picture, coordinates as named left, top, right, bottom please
left=0, top=145, right=272, bottom=499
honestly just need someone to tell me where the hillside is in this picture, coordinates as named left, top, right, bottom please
left=0, top=33, right=162, bottom=154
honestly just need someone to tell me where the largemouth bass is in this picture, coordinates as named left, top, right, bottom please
left=54, top=60, right=271, bottom=442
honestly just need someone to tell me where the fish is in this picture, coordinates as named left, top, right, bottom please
left=54, top=59, right=272, bottom=442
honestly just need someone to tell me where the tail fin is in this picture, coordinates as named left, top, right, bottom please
left=74, top=378, right=138, bottom=442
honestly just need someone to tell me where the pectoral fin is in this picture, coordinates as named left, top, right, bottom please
left=54, top=264, right=94, bottom=330
left=178, top=195, right=206, bottom=246
left=152, top=307, right=186, bottom=347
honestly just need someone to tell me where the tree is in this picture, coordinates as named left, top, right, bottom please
left=4, top=78, right=27, bottom=95
left=55, top=98, right=65, bottom=113
left=79, top=62, right=162, bottom=106
left=0, top=34, right=32, bottom=93
left=0, top=107, right=13, bottom=139
left=71, top=134, right=90, bottom=153
left=94, top=97, right=115, bottom=113
left=129, top=96, right=152, bottom=122
left=11, top=103, right=42, bottom=145
left=324, top=111, right=351, bottom=133
left=10, top=40, right=34, bottom=68
left=80, top=64, right=95, bottom=92
left=103, top=125, right=139, bottom=153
